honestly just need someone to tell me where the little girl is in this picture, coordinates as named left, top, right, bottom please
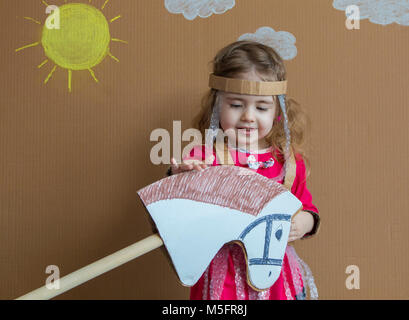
left=167, top=40, right=320, bottom=300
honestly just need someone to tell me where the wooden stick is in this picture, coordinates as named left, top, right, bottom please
left=16, top=234, right=164, bottom=300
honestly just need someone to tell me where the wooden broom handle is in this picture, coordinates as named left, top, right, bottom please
left=16, top=234, right=164, bottom=300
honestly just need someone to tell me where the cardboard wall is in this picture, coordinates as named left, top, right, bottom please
left=1, top=0, right=408, bottom=299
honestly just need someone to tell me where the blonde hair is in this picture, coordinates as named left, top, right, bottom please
left=192, top=40, right=312, bottom=178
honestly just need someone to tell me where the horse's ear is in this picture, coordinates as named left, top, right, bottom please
left=214, top=140, right=234, bottom=165
left=283, top=146, right=296, bottom=191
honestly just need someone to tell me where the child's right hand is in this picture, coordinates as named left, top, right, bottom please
left=170, top=156, right=214, bottom=175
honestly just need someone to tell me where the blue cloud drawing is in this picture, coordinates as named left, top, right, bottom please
left=164, top=0, right=235, bottom=20
left=238, top=27, right=297, bottom=61
left=333, top=0, right=409, bottom=26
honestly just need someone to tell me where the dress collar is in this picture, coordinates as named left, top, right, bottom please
left=227, top=144, right=273, bottom=154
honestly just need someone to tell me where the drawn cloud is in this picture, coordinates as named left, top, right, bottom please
left=333, top=0, right=409, bottom=26
left=238, top=27, right=297, bottom=61
left=164, top=0, right=235, bottom=20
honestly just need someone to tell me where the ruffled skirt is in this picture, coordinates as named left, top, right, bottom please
left=190, top=243, right=318, bottom=300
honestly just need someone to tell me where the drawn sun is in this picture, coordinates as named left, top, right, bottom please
left=16, top=0, right=127, bottom=92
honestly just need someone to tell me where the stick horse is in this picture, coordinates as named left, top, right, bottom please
left=17, top=73, right=318, bottom=300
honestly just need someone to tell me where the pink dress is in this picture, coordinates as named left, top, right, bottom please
left=183, top=145, right=320, bottom=300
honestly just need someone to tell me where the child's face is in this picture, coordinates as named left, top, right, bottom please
left=219, top=90, right=277, bottom=150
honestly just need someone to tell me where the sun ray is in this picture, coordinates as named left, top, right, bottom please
left=88, top=68, right=99, bottom=83
left=111, top=38, right=128, bottom=44
left=15, top=42, right=40, bottom=52
left=108, top=51, right=120, bottom=62
left=101, top=0, right=110, bottom=10
left=44, top=65, right=57, bottom=84
left=23, top=17, right=41, bottom=25
left=68, top=69, right=72, bottom=92
left=38, top=59, right=48, bottom=69
left=110, top=15, right=121, bottom=23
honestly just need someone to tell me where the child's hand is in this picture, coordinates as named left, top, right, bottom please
left=288, top=211, right=314, bottom=242
left=170, top=156, right=214, bottom=175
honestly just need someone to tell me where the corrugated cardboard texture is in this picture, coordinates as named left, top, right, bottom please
left=1, top=0, right=408, bottom=299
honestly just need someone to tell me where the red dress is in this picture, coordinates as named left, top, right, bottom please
left=183, top=145, right=319, bottom=300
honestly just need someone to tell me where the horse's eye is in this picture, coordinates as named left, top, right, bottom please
left=275, top=225, right=283, bottom=241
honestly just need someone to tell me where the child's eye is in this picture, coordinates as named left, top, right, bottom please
left=230, top=104, right=242, bottom=108
left=257, top=107, right=268, bottom=111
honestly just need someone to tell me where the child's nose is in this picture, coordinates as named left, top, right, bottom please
left=240, top=108, right=255, bottom=122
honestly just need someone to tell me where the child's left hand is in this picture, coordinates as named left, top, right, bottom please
left=288, top=211, right=315, bottom=242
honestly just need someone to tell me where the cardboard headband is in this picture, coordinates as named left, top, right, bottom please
left=208, top=73, right=287, bottom=96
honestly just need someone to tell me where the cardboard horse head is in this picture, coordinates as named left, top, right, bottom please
left=137, top=165, right=302, bottom=291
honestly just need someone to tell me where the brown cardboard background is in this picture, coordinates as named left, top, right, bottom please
left=1, top=0, right=408, bottom=299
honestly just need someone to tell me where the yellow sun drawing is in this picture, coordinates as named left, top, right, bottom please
left=16, top=0, right=127, bottom=92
